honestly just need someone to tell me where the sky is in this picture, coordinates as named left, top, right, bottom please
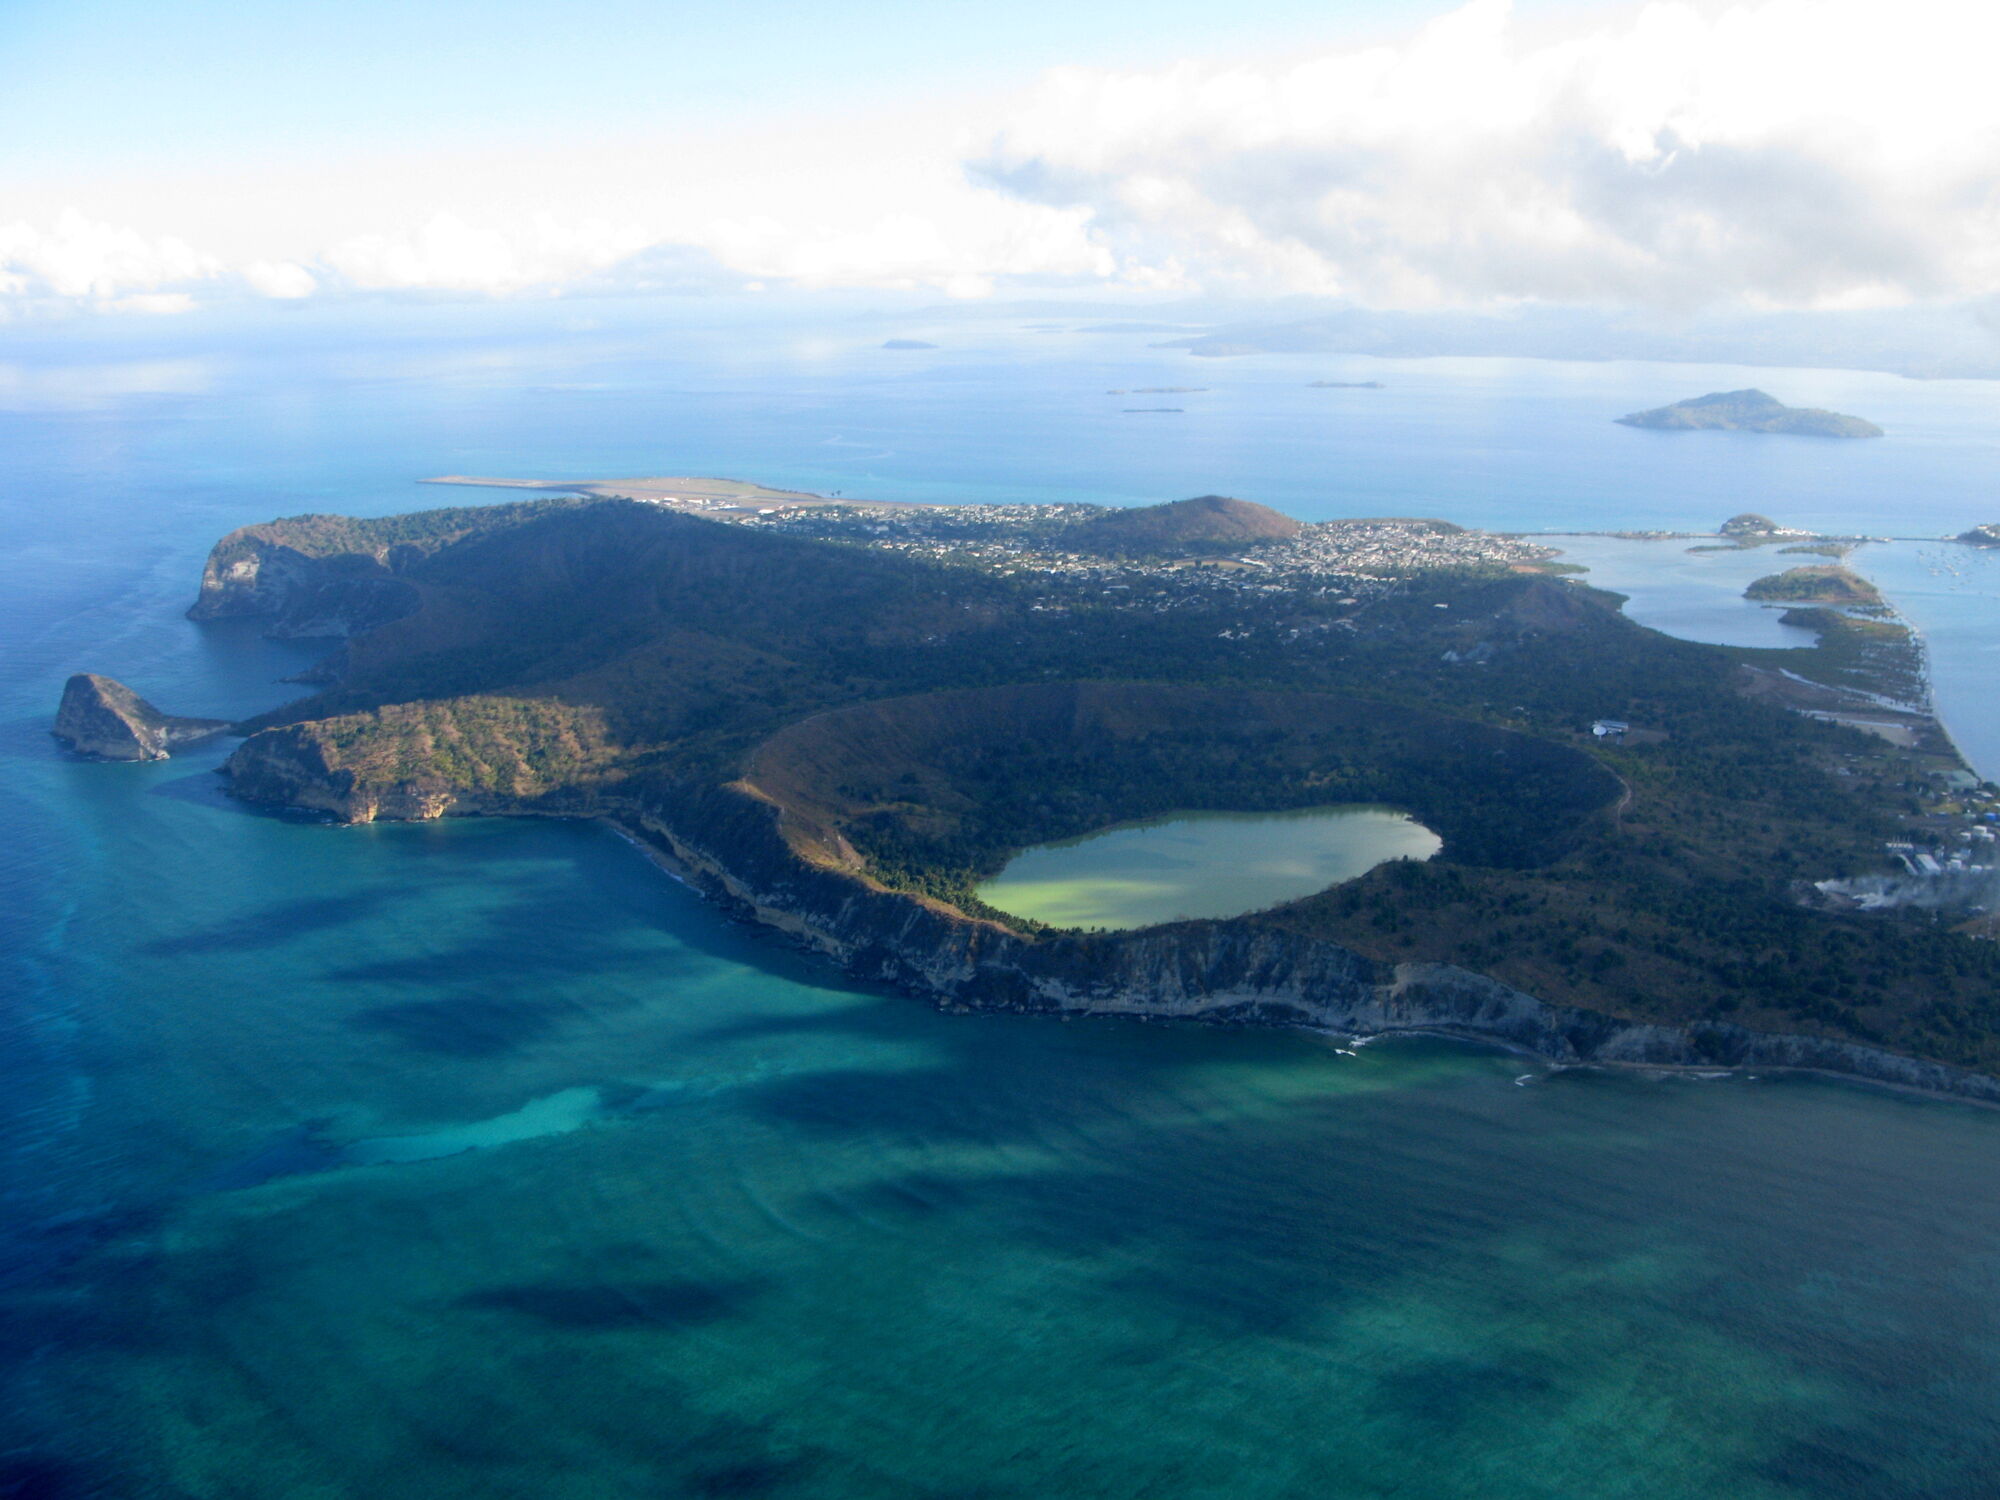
left=4, top=0, right=1998, bottom=321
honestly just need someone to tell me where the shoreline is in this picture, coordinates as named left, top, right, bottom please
left=586, top=812, right=2000, bottom=1112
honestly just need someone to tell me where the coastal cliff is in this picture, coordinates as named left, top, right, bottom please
left=630, top=783, right=2000, bottom=1106
left=53, top=674, right=228, bottom=761
left=190, top=535, right=422, bottom=637
left=188, top=498, right=582, bottom=637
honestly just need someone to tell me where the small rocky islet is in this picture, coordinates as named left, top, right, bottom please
left=52, top=673, right=228, bottom=761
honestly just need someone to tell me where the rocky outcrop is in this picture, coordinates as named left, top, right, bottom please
left=222, top=724, right=458, bottom=820
left=53, top=674, right=229, bottom=761
left=627, top=782, right=2000, bottom=1107
left=189, top=538, right=421, bottom=638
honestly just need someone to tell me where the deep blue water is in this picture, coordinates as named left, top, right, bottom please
left=6, top=302, right=2000, bottom=1498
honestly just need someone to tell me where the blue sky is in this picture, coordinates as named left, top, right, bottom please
left=3, top=0, right=1995, bottom=321
left=1, top=0, right=1472, bottom=172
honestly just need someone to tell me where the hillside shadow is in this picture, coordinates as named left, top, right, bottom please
left=349, top=995, right=586, bottom=1058
left=145, top=890, right=399, bottom=955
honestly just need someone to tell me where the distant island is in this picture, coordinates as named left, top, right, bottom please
left=881, top=339, right=938, bottom=351
left=1958, top=523, right=2000, bottom=547
left=1617, top=390, right=1883, bottom=439
left=1307, top=380, right=1383, bottom=389
left=1744, top=565, right=1883, bottom=604
left=1721, top=512, right=1786, bottom=538
left=54, top=483, right=2000, bottom=1098
left=1106, top=386, right=1206, bottom=394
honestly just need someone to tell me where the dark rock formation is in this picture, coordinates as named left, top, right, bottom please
left=1617, top=390, right=1883, bottom=438
left=53, top=675, right=229, bottom=761
left=189, top=536, right=421, bottom=638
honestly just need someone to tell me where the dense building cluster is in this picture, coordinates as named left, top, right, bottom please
left=741, top=502, right=1554, bottom=588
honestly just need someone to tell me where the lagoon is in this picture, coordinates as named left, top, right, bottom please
left=977, top=805, right=1442, bottom=930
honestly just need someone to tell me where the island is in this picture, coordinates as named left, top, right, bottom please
left=1958, top=523, right=2000, bottom=547
left=1617, top=390, right=1884, bottom=438
left=1720, top=512, right=1786, bottom=539
left=881, top=339, right=938, bottom=351
left=1744, top=565, right=1883, bottom=605
left=62, top=486, right=2000, bottom=1099
left=1307, top=380, right=1383, bottom=389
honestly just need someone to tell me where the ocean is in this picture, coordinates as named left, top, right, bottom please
left=5, top=299, right=2000, bottom=1498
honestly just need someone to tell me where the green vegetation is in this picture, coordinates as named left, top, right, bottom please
left=209, top=497, right=586, bottom=567
left=300, top=696, right=610, bottom=800
left=1744, top=565, right=1882, bottom=604
left=225, top=496, right=2000, bottom=1074
left=749, top=684, right=1618, bottom=918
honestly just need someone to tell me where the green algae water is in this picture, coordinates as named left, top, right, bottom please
left=10, top=308, right=2000, bottom=1498
left=977, top=805, right=1441, bottom=929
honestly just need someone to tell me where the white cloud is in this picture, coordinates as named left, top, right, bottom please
left=19, top=0, right=1997, bottom=318
left=0, top=208, right=220, bottom=306
left=976, top=0, right=2000, bottom=309
left=699, top=202, right=1112, bottom=294
left=242, top=259, right=318, bottom=299
left=321, top=213, right=655, bottom=295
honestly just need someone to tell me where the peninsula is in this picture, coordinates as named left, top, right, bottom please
left=1616, top=389, right=1883, bottom=438
left=62, top=488, right=2000, bottom=1097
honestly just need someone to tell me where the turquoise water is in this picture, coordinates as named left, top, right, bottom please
left=8, top=303, right=2000, bottom=1497
left=978, top=805, right=1441, bottom=929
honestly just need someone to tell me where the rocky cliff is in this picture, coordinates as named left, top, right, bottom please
left=53, top=674, right=229, bottom=761
left=188, top=537, right=422, bottom=638
left=187, top=499, right=585, bottom=639
left=631, top=783, right=2000, bottom=1107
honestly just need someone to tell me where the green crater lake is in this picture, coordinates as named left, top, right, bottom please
left=977, top=805, right=1443, bottom=929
